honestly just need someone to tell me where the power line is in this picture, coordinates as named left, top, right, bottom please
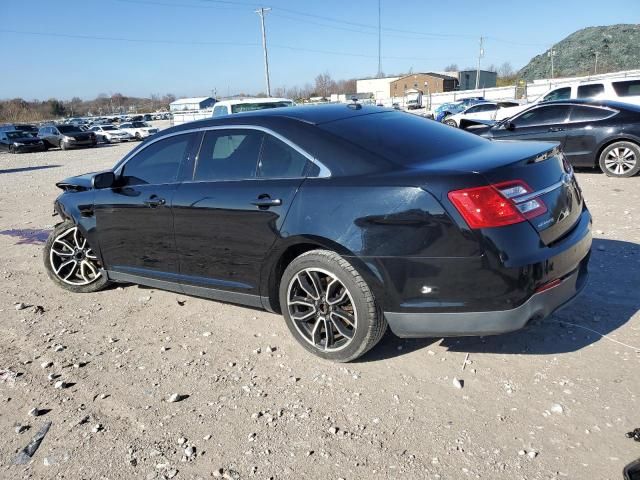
left=0, top=29, right=471, bottom=62
left=113, top=0, right=548, bottom=46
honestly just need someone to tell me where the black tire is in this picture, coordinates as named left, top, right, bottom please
left=598, top=141, right=640, bottom=177
left=135, top=132, right=142, bottom=141
left=43, top=221, right=110, bottom=293
left=9, top=145, right=16, bottom=154
left=279, top=250, right=386, bottom=362
left=443, top=117, right=457, bottom=127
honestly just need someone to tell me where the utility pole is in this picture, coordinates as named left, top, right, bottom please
left=594, top=51, right=600, bottom=74
left=377, top=0, right=382, bottom=78
left=475, top=36, right=484, bottom=90
left=548, top=47, right=556, bottom=78
left=255, top=7, right=272, bottom=96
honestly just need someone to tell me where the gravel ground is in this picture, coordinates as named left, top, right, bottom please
left=0, top=141, right=638, bottom=480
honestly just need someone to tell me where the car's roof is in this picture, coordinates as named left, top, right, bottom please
left=537, top=98, right=639, bottom=110
left=177, top=104, right=392, bottom=130
left=215, top=97, right=293, bottom=106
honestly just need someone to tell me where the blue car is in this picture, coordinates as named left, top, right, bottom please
left=433, top=97, right=487, bottom=122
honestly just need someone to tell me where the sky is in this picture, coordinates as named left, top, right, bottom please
left=1, top=0, right=638, bottom=100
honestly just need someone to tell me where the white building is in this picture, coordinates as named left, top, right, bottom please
left=169, top=96, right=216, bottom=112
left=356, top=76, right=401, bottom=101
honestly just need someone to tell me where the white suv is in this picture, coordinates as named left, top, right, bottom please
left=211, top=98, right=295, bottom=117
left=496, top=77, right=640, bottom=120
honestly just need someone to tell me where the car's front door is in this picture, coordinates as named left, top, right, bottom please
left=172, top=128, right=317, bottom=302
left=490, top=104, right=573, bottom=147
left=94, top=131, right=199, bottom=282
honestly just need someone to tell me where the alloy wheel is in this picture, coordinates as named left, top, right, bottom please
left=287, top=268, right=357, bottom=352
left=604, top=146, right=637, bottom=176
left=49, top=226, right=102, bottom=286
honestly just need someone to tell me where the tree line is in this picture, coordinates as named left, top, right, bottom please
left=0, top=93, right=177, bottom=123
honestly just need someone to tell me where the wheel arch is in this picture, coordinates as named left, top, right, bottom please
left=594, top=135, right=640, bottom=167
left=261, top=236, right=386, bottom=315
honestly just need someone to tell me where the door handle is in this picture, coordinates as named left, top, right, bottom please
left=548, top=127, right=565, bottom=132
left=251, top=195, right=282, bottom=209
left=144, top=195, right=166, bottom=207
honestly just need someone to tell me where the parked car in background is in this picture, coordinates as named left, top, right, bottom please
left=0, top=123, right=39, bottom=135
left=443, top=101, right=521, bottom=128
left=471, top=99, right=640, bottom=177
left=496, top=77, right=640, bottom=121
left=0, top=130, right=46, bottom=153
left=118, top=121, right=159, bottom=140
left=211, top=98, right=295, bottom=117
left=44, top=105, right=591, bottom=362
left=432, top=97, right=487, bottom=122
left=90, top=125, right=133, bottom=143
left=38, top=124, right=97, bottom=150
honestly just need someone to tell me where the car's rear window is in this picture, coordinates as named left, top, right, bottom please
left=319, top=111, right=485, bottom=166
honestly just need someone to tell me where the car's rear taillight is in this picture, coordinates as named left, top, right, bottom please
left=448, top=180, right=547, bottom=229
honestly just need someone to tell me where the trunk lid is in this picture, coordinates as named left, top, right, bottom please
left=422, top=140, right=584, bottom=244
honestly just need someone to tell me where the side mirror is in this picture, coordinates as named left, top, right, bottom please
left=92, top=171, right=115, bottom=189
left=505, top=121, right=516, bottom=131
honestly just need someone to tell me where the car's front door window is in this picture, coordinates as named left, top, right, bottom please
left=511, top=105, right=571, bottom=127
left=542, top=87, right=571, bottom=102
left=121, top=134, right=193, bottom=185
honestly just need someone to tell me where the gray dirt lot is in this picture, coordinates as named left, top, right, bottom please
left=0, top=141, right=638, bottom=480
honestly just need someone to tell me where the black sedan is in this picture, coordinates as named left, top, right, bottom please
left=471, top=99, right=640, bottom=178
left=43, top=105, right=591, bottom=362
left=0, top=130, right=46, bottom=153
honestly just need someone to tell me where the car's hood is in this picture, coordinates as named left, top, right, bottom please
left=56, top=171, right=103, bottom=191
left=460, top=118, right=497, bottom=133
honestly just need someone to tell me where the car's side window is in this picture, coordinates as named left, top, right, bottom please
left=577, top=84, right=604, bottom=98
left=542, top=87, right=571, bottom=102
left=121, top=133, right=194, bottom=186
left=193, top=129, right=263, bottom=181
left=257, top=134, right=312, bottom=179
left=512, top=105, right=571, bottom=127
left=212, top=105, right=228, bottom=117
left=569, top=106, right=615, bottom=122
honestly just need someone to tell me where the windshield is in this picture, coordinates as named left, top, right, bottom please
left=231, top=101, right=293, bottom=114
left=131, top=122, right=147, bottom=127
left=58, top=125, right=82, bottom=134
left=101, top=126, right=117, bottom=131
left=7, top=131, right=34, bottom=139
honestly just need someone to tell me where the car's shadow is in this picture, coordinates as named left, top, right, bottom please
left=0, top=165, right=61, bottom=175
left=356, top=238, right=640, bottom=362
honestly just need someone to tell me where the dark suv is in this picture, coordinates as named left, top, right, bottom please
left=38, top=125, right=97, bottom=150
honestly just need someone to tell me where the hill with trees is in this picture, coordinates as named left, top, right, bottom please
left=518, top=24, right=640, bottom=80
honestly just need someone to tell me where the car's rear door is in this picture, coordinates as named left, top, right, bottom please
left=94, top=131, right=200, bottom=283
left=562, top=105, right=618, bottom=167
left=172, top=127, right=317, bottom=302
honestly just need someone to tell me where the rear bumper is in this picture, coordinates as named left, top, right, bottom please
left=385, top=256, right=589, bottom=338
